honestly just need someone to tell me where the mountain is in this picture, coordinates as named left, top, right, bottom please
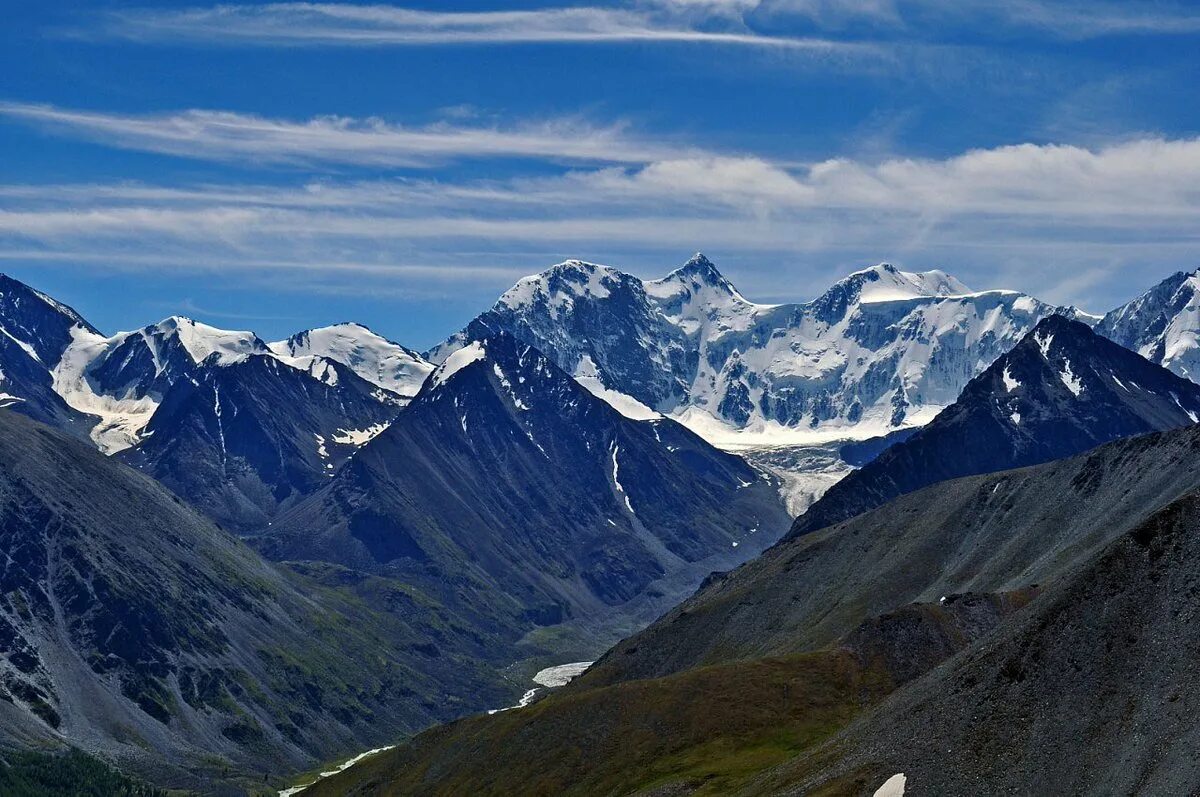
left=316, top=421, right=1200, bottom=795
left=1096, top=267, right=1200, bottom=381
left=779, top=491, right=1200, bottom=796
left=0, top=275, right=98, bottom=434
left=119, top=353, right=398, bottom=533
left=429, top=255, right=1091, bottom=443
left=583, top=419, right=1200, bottom=689
left=789, top=314, right=1200, bottom=536
left=0, top=408, right=513, bottom=792
left=309, top=588, right=1036, bottom=797
left=269, top=322, right=434, bottom=401
left=259, top=331, right=791, bottom=642
left=52, top=315, right=289, bottom=455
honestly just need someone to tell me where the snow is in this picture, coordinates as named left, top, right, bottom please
left=1035, top=331, right=1055, bottom=358
left=1172, top=393, right=1199, bottom=423
left=436, top=256, right=1069, bottom=450
left=850, top=263, right=971, bottom=304
left=50, top=326, right=160, bottom=454
left=873, top=773, right=906, bottom=797
left=314, top=434, right=328, bottom=459
left=610, top=444, right=635, bottom=514
left=1059, top=359, right=1084, bottom=396
left=269, top=323, right=433, bottom=398
left=533, top=661, right=593, bottom=688
left=430, top=340, right=486, bottom=387
left=277, top=745, right=397, bottom=797
left=1001, top=365, right=1020, bottom=393
left=1010, top=411, right=1021, bottom=425
left=574, top=355, right=661, bottom=421
left=499, top=261, right=619, bottom=320
left=487, top=660, right=594, bottom=716
left=332, top=423, right=389, bottom=446
left=0, top=324, right=42, bottom=363
left=154, top=316, right=265, bottom=366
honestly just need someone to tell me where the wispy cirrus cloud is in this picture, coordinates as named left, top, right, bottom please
left=93, top=2, right=872, bottom=53
left=0, top=102, right=701, bottom=167
left=86, top=1, right=1200, bottom=50
left=2, top=134, right=1199, bottom=308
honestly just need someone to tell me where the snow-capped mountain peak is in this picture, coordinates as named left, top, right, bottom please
left=1097, top=267, right=1200, bottom=381
left=820, top=262, right=972, bottom=307
left=150, top=316, right=269, bottom=366
left=497, top=259, right=633, bottom=317
left=433, top=254, right=1086, bottom=445
left=427, top=339, right=489, bottom=390
left=269, top=321, right=433, bottom=398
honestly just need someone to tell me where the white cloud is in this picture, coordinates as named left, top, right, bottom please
left=2, top=134, right=1198, bottom=309
left=0, top=102, right=703, bottom=167
left=96, top=2, right=871, bottom=52
left=90, top=1, right=1200, bottom=49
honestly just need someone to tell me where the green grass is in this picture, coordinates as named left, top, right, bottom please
left=308, top=649, right=895, bottom=797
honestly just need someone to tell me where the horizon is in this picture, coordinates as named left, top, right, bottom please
left=3, top=254, right=1186, bottom=351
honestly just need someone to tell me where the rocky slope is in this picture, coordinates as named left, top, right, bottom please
left=119, top=353, right=399, bottom=533
left=771, top=490, right=1200, bottom=796
left=0, top=275, right=99, bottom=435
left=0, top=408, right=511, bottom=793
left=790, top=314, right=1200, bottom=537
left=258, top=332, right=791, bottom=644
left=309, top=422, right=1200, bottom=796
left=582, top=420, right=1200, bottom=687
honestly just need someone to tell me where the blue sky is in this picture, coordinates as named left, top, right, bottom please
left=3, top=1, right=1199, bottom=349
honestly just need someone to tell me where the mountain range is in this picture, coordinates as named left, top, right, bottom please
left=312, top=327, right=1200, bottom=795
left=429, top=254, right=1096, bottom=444
left=258, top=331, right=789, bottom=641
left=4, top=258, right=1200, bottom=794
left=790, top=314, right=1200, bottom=536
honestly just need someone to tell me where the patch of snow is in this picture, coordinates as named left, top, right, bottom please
left=1059, top=360, right=1084, bottom=396
left=314, top=434, right=328, bottom=459
left=278, top=745, right=397, bottom=797
left=0, top=324, right=42, bottom=364
left=1172, top=393, right=1199, bottom=423
left=1035, top=331, right=1054, bottom=359
left=574, top=354, right=661, bottom=420
left=332, top=423, right=389, bottom=446
left=532, top=661, right=593, bottom=688
left=50, top=326, right=160, bottom=454
left=610, top=444, right=635, bottom=514
left=1001, top=365, right=1020, bottom=393
left=154, top=316, right=265, bottom=366
left=1010, top=411, right=1021, bottom=425
left=873, top=772, right=906, bottom=797
left=269, top=322, right=433, bottom=398
left=430, top=340, right=486, bottom=388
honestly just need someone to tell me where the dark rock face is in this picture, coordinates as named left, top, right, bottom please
left=0, top=275, right=96, bottom=433
left=803, top=492, right=1200, bottom=797
left=120, top=354, right=397, bottom=533
left=790, top=315, right=1200, bottom=537
left=260, top=332, right=791, bottom=641
left=0, top=408, right=510, bottom=791
left=582, top=421, right=1200, bottom=688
